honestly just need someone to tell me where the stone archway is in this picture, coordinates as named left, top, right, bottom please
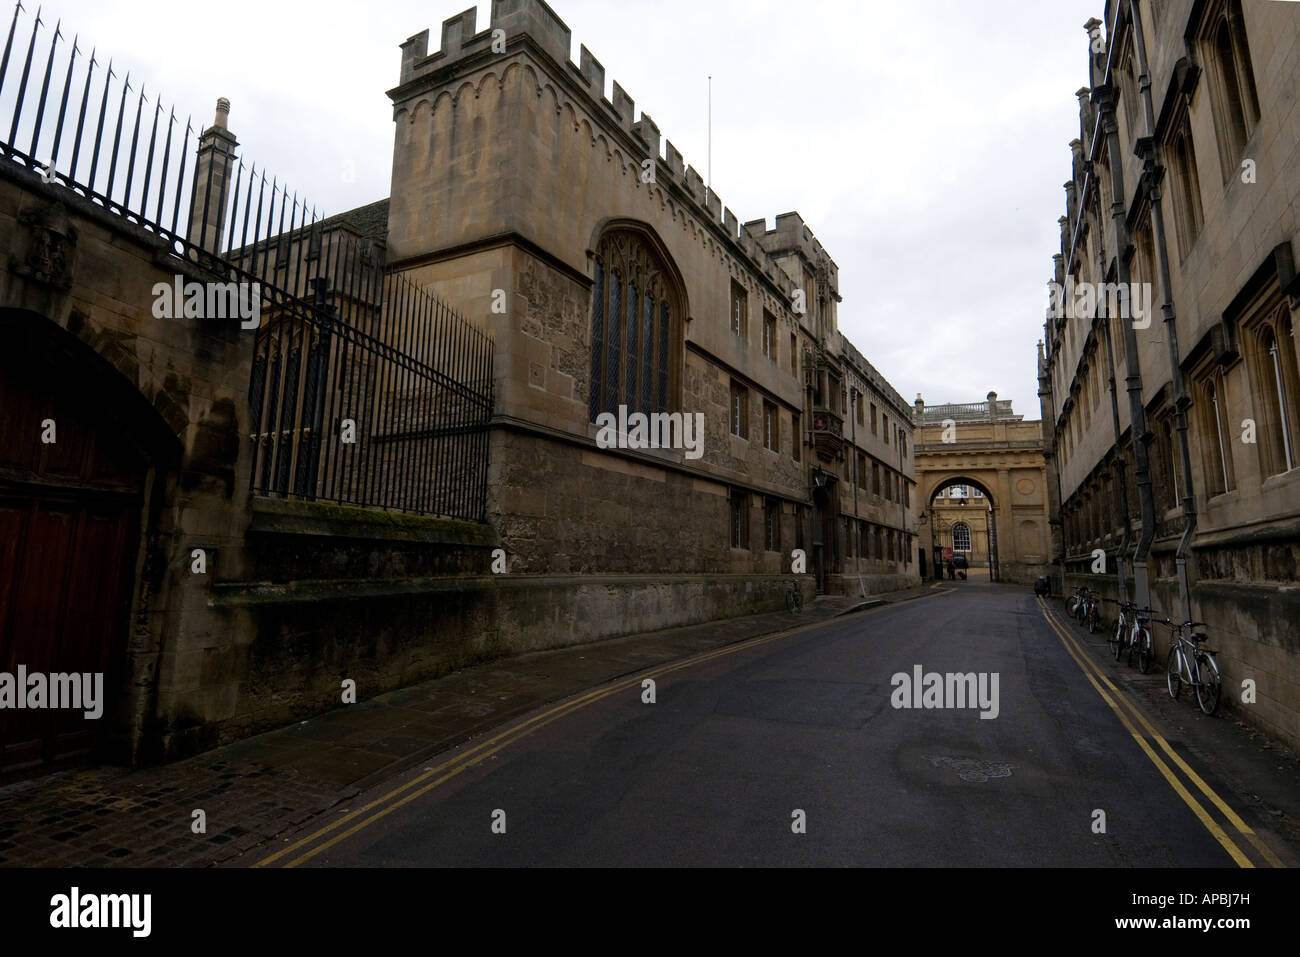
left=922, top=474, right=1001, bottom=581
left=912, top=398, right=1053, bottom=585
left=0, top=309, right=179, bottom=773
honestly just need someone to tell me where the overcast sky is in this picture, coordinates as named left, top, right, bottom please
left=43, top=0, right=1101, bottom=417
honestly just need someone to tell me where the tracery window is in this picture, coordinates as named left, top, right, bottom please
left=589, top=229, right=680, bottom=423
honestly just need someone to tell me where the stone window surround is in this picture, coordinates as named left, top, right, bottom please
left=1194, top=363, right=1235, bottom=499
left=1242, top=303, right=1300, bottom=478
left=1162, top=102, right=1204, bottom=261
left=1195, top=0, right=1262, bottom=184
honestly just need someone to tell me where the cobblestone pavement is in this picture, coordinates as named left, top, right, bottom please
left=0, top=584, right=943, bottom=867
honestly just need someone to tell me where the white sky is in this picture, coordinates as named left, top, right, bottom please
left=43, top=0, right=1101, bottom=416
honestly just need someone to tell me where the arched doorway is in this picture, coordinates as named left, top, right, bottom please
left=0, top=311, right=174, bottom=773
left=922, top=476, right=1000, bottom=581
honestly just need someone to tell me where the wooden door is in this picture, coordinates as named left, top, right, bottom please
left=0, top=362, right=144, bottom=771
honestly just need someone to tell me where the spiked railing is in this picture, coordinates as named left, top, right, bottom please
left=0, top=2, right=199, bottom=248
left=244, top=237, right=494, bottom=520
left=0, top=2, right=494, bottom=520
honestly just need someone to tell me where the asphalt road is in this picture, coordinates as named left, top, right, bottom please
left=272, top=584, right=1289, bottom=866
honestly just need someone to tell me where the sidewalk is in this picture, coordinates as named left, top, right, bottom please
left=1042, top=596, right=1300, bottom=849
left=0, top=583, right=941, bottom=867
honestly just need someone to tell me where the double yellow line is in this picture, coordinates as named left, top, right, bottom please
left=1037, top=598, right=1284, bottom=869
left=254, top=590, right=949, bottom=868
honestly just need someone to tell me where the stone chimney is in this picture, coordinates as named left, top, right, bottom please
left=187, top=98, right=239, bottom=255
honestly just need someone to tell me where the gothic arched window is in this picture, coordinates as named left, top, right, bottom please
left=1200, top=375, right=1234, bottom=496
left=1256, top=312, right=1299, bottom=475
left=588, top=228, right=681, bottom=423
left=1203, top=0, right=1260, bottom=176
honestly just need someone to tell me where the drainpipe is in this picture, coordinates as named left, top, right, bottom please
left=1129, top=0, right=1197, bottom=622
left=1084, top=146, right=1133, bottom=602
left=1095, top=77, right=1156, bottom=613
left=850, top=384, right=864, bottom=596
left=897, top=423, right=906, bottom=575
left=1038, top=338, right=1068, bottom=594
left=1100, top=304, right=1132, bottom=601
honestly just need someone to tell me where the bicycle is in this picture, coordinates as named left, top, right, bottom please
left=1130, top=606, right=1154, bottom=673
left=1110, top=600, right=1133, bottom=661
left=1165, top=619, right=1221, bottom=715
left=1111, top=601, right=1154, bottom=671
left=1082, top=591, right=1100, bottom=634
left=1068, top=585, right=1089, bottom=623
left=785, top=578, right=803, bottom=613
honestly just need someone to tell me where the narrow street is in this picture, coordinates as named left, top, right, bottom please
left=2, top=6, right=1299, bottom=940
left=261, top=584, right=1296, bottom=868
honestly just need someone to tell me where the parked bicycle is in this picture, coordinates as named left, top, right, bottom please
left=1130, top=606, right=1155, bottom=672
left=1111, top=601, right=1155, bottom=672
left=1108, top=600, right=1131, bottom=660
left=1165, top=618, right=1221, bottom=715
left=1067, top=585, right=1090, bottom=623
left=1081, top=591, right=1100, bottom=634
left=785, top=578, right=803, bottom=613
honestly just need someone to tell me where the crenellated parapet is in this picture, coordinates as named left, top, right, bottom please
left=749, top=211, right=838, bottom=293
left=839, top=336, right=911, bottom=423
left=388, top=0, right=839, bottom=314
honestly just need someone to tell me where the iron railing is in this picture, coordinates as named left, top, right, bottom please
left=0, top=1, right=494, bottom=520
left=245, top=232, right=494, bottom=519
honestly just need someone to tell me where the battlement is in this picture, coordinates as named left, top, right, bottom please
left=749, top=212, right=837, bottom=286
left=840, top=335, right=910, bottom=420
left=393, top=0, right=839, bottom=306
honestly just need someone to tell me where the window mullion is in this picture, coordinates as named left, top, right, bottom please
left=1270, top=342, right=1294, bottom=471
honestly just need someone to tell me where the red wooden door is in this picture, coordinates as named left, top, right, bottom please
left=0, top=363, right=144, bottom=771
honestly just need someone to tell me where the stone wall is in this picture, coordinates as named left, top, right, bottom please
left=1043, top=0, right=1300, bottom=750
left=182, top=495, right=807, bottom=760
left=385, top=1, right=920, bottom=602
left=0, top=163, right=256, bottom=766
left=0, top=0, right=920, bottom=771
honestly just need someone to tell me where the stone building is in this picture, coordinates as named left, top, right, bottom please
left=1039, top=0, right=1300, bottom=748
left=913, top=393, right=1052, bottom=583
left=0, top=0, right=916, bottom=772
left=382, top=1, right=920, bottom=601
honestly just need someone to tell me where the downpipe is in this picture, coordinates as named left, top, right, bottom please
left=1130, top=0, right=1197, bottom=621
